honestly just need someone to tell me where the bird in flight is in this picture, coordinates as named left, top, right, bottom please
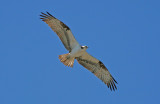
left=40, top=12, right=118, bottom=91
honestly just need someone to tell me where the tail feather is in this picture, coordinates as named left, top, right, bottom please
left=59, top=53, right=75, bottom=67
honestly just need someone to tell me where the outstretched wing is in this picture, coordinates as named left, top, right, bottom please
left=40, top=12, right=80, bottom=52
left=76, top=52, right=118, bottom=91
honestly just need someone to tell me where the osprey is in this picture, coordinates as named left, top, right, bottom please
left=40, top=12, right=118, bottom=91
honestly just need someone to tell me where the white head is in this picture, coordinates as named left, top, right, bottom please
left=81, top=45, right=88, bottom=51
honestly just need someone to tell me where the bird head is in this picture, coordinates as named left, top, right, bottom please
left=81, top=45, right=88, bottom=50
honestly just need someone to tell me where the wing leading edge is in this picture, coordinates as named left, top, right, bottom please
left=40, top=12, right=80, bottom=52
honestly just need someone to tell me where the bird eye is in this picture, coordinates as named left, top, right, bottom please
left=81, top=46, right=84, bottom=49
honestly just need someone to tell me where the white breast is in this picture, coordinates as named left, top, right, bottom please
left=70, top=45, right=84, bottom=58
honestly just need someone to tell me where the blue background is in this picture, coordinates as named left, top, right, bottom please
left=0, top=0, right=160, bottom=104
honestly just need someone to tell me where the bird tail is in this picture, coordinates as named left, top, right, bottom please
left=59, top=53, right=75, bottom=67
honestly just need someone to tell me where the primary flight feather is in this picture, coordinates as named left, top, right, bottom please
left=40, top=12, right=118, bottom=91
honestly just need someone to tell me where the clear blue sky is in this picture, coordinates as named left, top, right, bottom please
left=0, top=0, right=160, bottom=104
